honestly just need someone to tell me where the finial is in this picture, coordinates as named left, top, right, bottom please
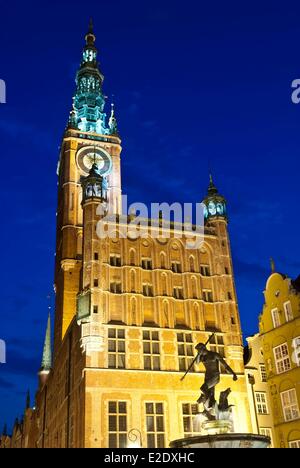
left=85, top=18, right=96, bottom=45
left=270, top=258, right=276, bottom=273
left=88, top=17, right=94, bottom=34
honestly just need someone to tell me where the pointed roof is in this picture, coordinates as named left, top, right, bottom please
left=207, top=173, right=218, bottom=196
left=40, top=314, right=52, bottom=371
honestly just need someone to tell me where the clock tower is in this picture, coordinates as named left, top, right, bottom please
left=54, top=21, right=122, bottom=351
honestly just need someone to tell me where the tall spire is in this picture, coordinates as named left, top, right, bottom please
left=40, top=313, right=52, bottom=371
left=68, top=21, right=109, bottom=134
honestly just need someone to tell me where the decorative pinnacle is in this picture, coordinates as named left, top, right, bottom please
left=109, top=101, right=119, bottom=135
left=40, top=313, right=52, bottom=371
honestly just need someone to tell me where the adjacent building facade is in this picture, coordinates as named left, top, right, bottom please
left=244, top=333, right=274, bottom=446
left=1, top=23, right=253, bottom=448
left=259, top=270, right=300, bottom=448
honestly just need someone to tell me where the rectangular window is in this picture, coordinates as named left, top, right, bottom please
left=108, top=329, right=126, bottom=369
left=143, top=330, right=160, bottom=370
left=227, top=292, right=233, bottom=300
left=174, top=287, right=184, bottom=300
left=110, top=255, right=121, bottom=267
left=177, top=333, right=194, bottom=372
left=171, top=261, right=182, bottom=273
left=260, top=364, right=267, bottom=382
left=225, top=267, right=229, bottom=275
left=271, top=308, right=280, bottom=328
left=93, top=305, right=98, bottom=314
left=94, top=252, right=99, bottom=261
left=289, top=440, right=300, bottom=448
left=93, top=279, right=99, bottom=287
left=182, top=403, right=201, bottom=437
left=108, top=401, right=127, bottom=448
left=143, top=283, right=154, bottom=297
left=208, top=335, right=226, bottom=372
left=110, top=282, right=122, bottom=294
left=281, top=389, right=300, bottom=422
left=208, top=335, right=225, bottom=357
left=260, top=428, right=273, bottom=447
left=274, top=343, right=291, bottom=374
left=200, top=265, right=210, bottom=276
left=284, top=301, right=293, bottom=322
left=293, top=337, right=300, bottom=366
left=145, top=403, right=165, bottom=448
left=203, top=290, right=213, bottom=302
left=142, top=258, right=152, bottom=270
left=255, top=392, right=269, bottom=415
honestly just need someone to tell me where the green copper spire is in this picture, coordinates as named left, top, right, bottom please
left=68, top=21, right=109, bottom=134
left=40, top=314, right=52, bottom=371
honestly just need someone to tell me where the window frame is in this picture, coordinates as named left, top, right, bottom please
left=108, top=328, right=126, bottom=369
left=145, top=402, right=165, bottom=448
left=255, top=392, right=269, bottom=415
left=284, top=301, right=293, bottom=322
left=143, top=330, right=161, bottom=371
left=273, top=343, right=291, bottom=374
left=271, top=308, right=281, bottom=328
left=108, top=401, right=128, bottom=448
left=182, top=403, right=201, bottom=438
left=289, top=440, right=300, bottom=448
left=177, top=333, right=194, bottom=372
left=281, top=388, right=300, bottom=422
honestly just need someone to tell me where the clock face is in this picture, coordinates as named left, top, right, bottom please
left=216, top=203, right=224, bottom=215
left=208, top=202, right=216, bottom=216
left=76, top=147, right=112, bottom=176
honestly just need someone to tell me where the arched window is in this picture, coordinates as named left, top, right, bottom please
left=130, top=249, right=136, bottom=266
left=160, top=252, right=167, bottom=269
left=161, top=273, right=167, bottom=296
left=130, top=270, right=136, bottom=293
left=191, top=277, right=197, bottom=299
left=194, top=303, right=200, bottom=330
left=189, top=256, right=195, bottom=272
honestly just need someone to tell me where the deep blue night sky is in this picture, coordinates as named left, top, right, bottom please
left=1, top=0, right=300, bottom=432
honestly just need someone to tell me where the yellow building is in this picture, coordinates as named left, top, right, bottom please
left=3, top=22, right=253, bottom=448
left=245, top=334, right=274, bottom=446
left=259, top=268, right=300, bottom=448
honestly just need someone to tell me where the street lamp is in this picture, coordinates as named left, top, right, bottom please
left=128, top=428, right=142, bottom=448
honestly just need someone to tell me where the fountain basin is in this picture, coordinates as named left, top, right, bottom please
left=170, top=433, right=270, bottom=449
